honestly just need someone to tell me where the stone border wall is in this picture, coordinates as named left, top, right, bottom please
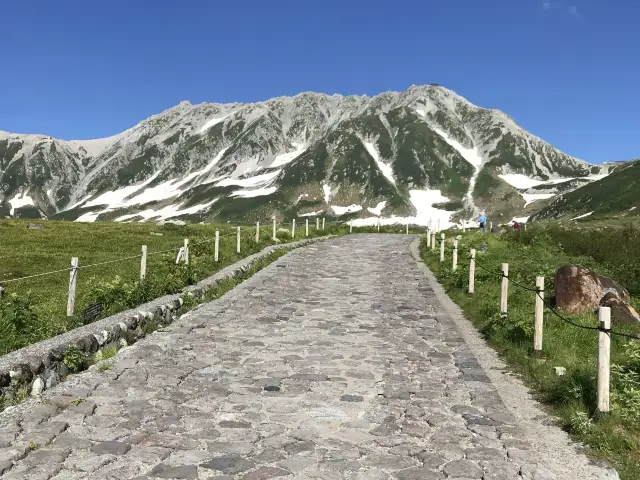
left=0, top=237, right=330, bottom=408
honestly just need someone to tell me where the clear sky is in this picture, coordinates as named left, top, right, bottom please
left=0, top=0, right=637, bottom=163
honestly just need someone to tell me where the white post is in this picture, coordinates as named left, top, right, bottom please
left=322, top=217, right=325, bottom=230
left=500, top=263, right=509, bottom=316
left=426, top=229, right=431, bottom=248
left=377, top=217, right=381, bottom=232
left=406, top=223, right=409, bottom=235
left=292, top=219, right=296, bottom=238
left=306, top=218, right=309, bottom=237
left=183, top=239, right=189, bottom=264
left=534, top=276, right=545, bottom=356
left=469, top=249, right=476, bottom=294
left=140, top=245, right=147, bottom=281
left=67, top=257, right=78, bottom=317
left=256, top=221, right=260, bottom=243
left=273, top=217, right=277, bottom=240
left=462, top=222, right=466, bottom=233
left=431, top=233, right=436, bottom=251
left=437, top=219, right=441, bottom=232
left=452, top=239, right=458, bottom=271
left=236, top=226, right=241, bottom=254
left=597, top=306, right=611, bottom=414
left=349, top=221, right=353, bottom=234
left=490, top=221, right=493, bottom=231
left=215, top=230, right=220, bottom=262
left=316, top=217, right=320, bottom=230
left=439, top=233, right=445, bottom=262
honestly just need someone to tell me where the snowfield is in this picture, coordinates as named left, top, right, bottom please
left=8, top=192, right=35, bottom=216
left=363, top=141, right=396, bottom=186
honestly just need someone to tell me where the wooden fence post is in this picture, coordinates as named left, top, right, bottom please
left=490, top=221, right=493, bottom=231
left=183, top=239, right=189, bottom=264
left=406, top=223, right=409, bottom=235
left=66, top=257, right=78, bottom=317
left=469, top=249, right=476, bottom=293
left=597, top=306, right=611, bottom=415
left=426, top=229, right=431, bottom=248
left=500, top=263, right=509, bottom=316
left=437, top=219, right=441, bottom=233
left=306, top=218, right=309, bottom=237
left=0, top=283, right=4, bottom=297
left=256, top=221, right=260, bottom=243
left=140, top=245, right=147, bottom=281
left=452, top=239, right=458, bottom=271
left=316, top=217, right=319, bottom=230
left=349, top=221, right=353, bottom=233
left=273, top=217, right=277, bottom=240
left=431, top=233, right=436, bottom=251
left=292, top=219, right=296, bottom=238
left=215, top=230, right=220, bottom=262
left=439, top=233, right=445, bottom=262
left=322, top=217, right=325, bottom=230
left=236, top=226, right=241, bottom=253
left=534, top=276, right=545, bottom=356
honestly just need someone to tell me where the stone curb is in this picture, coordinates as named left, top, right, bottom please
left=0, top=235, right=333, bottom=408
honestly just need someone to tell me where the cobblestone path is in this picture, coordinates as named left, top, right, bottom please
left=0, top=235, right=611, bottom=479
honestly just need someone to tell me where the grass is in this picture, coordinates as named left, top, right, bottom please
left=0, top=218, right=347, bottom=355
left=421, top=224, right=640, bottom=479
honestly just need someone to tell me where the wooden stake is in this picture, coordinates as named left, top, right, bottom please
left=273, top=217, right=277, bottom=240
left=349, top=221, right=353, bottom=233
left=426, top=229, right=431, bottom=248
left=452, top=239, right=458, bottom=271
left=377, top=217, right=380, bottom=232
left=67, top=257, right=78, bottom=317
left=184, top=239, right=189, bottom=264
left=214, top=230, right=220, bottom=262
left=316, top=217, right=319, bottom=230
left=469, top=249, right=476, bottom=294
left=306, top=218, right=309, bottom=236
left=500, top=263, right=509, bottom=316
left=406, top=223, right=409, bottom=235
left=322, top=217, right=325, bottom=230
left=140, top=245, right=147, bottom=281
left=534, top=276, right=545, bottom=356
left=440, top=233, right=445, bottom=262
left=597, top=306, right=611, bottom=414
left=256, top=221, right=260, bottom=243
left=292, top=219, right=296, bottom=238
left=236, top=226, right=241, bottom=253
left=431, top=233, right=436, bottom=251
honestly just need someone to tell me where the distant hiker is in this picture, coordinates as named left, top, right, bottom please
left=478, top=213, right=488, bottom=233
left=513, top=221, right=521, bottom=231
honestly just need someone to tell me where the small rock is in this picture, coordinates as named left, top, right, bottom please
left=31, top=377, right=45, bottom=396
left=149, top=464, right=198, bottom=479
left=45, top=371, right=60, bottom=389
left=340, top=394, right=363, bottom=402
left=554, top=367, right=566, bottom=376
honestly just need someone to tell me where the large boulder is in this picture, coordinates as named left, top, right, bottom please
left=599, top=291, right=640, bottom=324
left=555, top=264, right=631, bottom=314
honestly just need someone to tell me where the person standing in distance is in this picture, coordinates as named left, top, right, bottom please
left=478, top=212, right=488, bottom=233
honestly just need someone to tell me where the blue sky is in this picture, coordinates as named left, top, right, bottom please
left=0, top=0, right=637, bottom=163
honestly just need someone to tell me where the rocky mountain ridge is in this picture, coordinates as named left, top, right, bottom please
left=0, top=85, right=617, bottom=226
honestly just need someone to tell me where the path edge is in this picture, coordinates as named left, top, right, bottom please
left=409, top=237, right=619, bottom=480
left=0, top=235, right=334, bottom=408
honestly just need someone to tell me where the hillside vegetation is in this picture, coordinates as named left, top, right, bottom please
left=0, top=218, right=346, bottom=356
left=422, top=223, right=640, bottom=479
left=532, top=159, right=640, bottom=220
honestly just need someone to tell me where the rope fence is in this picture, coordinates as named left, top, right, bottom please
left=427, top=228, right=640, bottom=416
left=0, top=216, right=337, bottom=317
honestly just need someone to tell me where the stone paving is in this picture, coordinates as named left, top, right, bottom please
left=0, top=235, right=585, bottom=479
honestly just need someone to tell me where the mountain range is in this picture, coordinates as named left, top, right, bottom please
left=0, top=85, right=623, bottom=227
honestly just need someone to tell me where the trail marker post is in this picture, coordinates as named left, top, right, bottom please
left=452, top=239, right=458, bottom=271
left=236, top=227, right=241, bottom=254
left=597, top=306, right=611, bottom=415
left=500, top=263, right=509, bottom=316
left=292, top=219, right=296, bottom=238
left=439, top=233, right=445, bottom=262
left=306, top=218, right=309, bottom=236
left=140, top=245, right=147, bottom=281
left=67, top=257, right=79, bottom=317
left=469, top=249, right=476, bottom=293
left=214, top=230, right=220, bottom=262
left=272, top=217, right=277, bottom=241
left=183, top=239, right=189, bottom=265
left=256, top=222, right=260, bottom=243
left=534, top=276, right=545, bottom=356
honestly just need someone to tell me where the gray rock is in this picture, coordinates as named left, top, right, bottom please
left=90, top=441, right=131, bottom=455
left=31, top=377, right=45, bottom=396
left=200, top=455, right=255, bottom=474
left=149, top=463, right=198, bottom=479
left=443, top=459, right=484, bottom=478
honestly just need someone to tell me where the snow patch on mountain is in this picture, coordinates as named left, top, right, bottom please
left=363, top=141, right=396, bottom=186
left=322, top=184, right=332, bottom=203
left=199, top=115, right=229, bottom=134
left=270, top=142, right=306, bottom=168
left=115, top=199, right=218, bottom=222
left=571, top=211, right=594, bottom=220
left=367, top=201, right=386, bottom=216
left=231, top=187, right=278, bottom=198
left=331, top=204, right=362, bottom=215
left=522, top=193, right=555, bottom=206
left=9, top=192, right=35, bottom=216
